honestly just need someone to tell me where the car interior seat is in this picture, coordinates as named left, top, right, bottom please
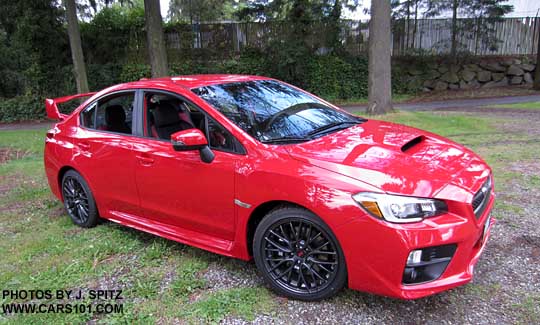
left=105, top=105, right=131, bottom=134
left=151, top=102, right=194, bottom=139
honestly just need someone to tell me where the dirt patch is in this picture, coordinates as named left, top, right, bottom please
left=509, top=161, right=540, bottom=176
left=0, top=147, right=32, bottom=164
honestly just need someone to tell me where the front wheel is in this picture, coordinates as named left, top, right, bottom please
left=61, top=170, right=98, bottom=228
left=253, top=207, right=347, bottom=301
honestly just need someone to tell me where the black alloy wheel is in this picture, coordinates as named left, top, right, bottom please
left=254, top=207, right=347, bottom=301
left=61, top=170, right=98, bottom=228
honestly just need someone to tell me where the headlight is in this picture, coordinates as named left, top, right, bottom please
left=352, top=192, right=448, bottom=223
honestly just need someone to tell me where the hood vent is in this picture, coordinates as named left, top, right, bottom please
left=401, top=136, right=425, bottom=152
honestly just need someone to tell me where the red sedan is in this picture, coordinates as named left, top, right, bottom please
left=44, top=75, right=494, bottom=301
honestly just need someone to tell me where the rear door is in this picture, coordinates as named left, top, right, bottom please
left=74, top=91, right=141, bottom=218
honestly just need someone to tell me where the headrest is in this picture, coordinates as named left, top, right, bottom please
left=152, top=102, right=180, bottom=127
left=105, top=105, right=126, bottom=124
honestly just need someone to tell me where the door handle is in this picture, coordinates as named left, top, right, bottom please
left=136, top=154, right=155, bottom=166
left=79, top=142, right=90, bottom=151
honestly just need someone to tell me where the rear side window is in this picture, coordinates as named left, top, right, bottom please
left=81, top=104, right=96, bottom=128
left=80, top=92, right=135, bottom=135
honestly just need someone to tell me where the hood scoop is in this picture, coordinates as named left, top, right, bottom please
left=401, top=136, right=425, bottom=153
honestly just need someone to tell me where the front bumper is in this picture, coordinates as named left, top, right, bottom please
left=337, top=194, right=494, bottom=299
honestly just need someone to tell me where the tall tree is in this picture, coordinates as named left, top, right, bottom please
left=425, top=0, right=513, bottom=59
left=367, top=0, right=393, bottom=114
left=144, top=0, right=168, bottom=77
left=65, top=0, right=89, bottom=93
left=534, top=18, right=540, bottom=90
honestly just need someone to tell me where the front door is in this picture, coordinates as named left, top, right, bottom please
left=132, top=90, right=241, bottom=240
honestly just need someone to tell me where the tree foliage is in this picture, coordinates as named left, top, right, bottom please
left=168, top=0, right=245, bottom=23
left=423, top=0, right=513, bottom=57
left=0, top=0, right=69, bottom=97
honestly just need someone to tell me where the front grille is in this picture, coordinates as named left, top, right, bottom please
left=472, top=176, right=492, bottom=219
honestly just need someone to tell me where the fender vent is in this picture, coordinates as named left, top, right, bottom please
left=401, top=136, right=425, bottom=152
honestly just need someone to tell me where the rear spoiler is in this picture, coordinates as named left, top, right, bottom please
left=45, top=92, right=96, bottom=121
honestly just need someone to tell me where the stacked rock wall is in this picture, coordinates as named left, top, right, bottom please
left=401, top=57, right=537, bottom=92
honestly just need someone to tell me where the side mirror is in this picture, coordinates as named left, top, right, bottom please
left=171, top=129, right=215, bottom=163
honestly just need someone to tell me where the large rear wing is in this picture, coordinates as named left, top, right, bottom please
left=45, top=92, right=96, bottom=121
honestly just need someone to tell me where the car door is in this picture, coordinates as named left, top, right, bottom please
left=75, top=91, right=142, bottom=218
left=131, top=90, right=242, bottom=241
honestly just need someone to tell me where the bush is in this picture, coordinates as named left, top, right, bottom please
left=304, top=55, right=368, bottom=100
left=120, top=64, right=151, bottom=82
left=0, top=51, right=421, bottom=122
left=0, top=96, right=44, bottom=122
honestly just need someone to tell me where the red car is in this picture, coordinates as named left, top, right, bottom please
left=44, top=75, right=494, bottom=301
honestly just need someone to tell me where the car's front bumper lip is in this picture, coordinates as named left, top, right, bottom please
left=398, top=216, right=494, bottom=299
left=337, top=195, right=495, bottom=299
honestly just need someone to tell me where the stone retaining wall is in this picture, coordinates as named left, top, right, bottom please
left=402, top=57, right=537, bottom=92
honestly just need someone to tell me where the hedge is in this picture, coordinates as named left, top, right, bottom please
left=0, top=54, right=417, bottom=122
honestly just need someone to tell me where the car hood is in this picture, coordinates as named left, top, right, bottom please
left=286, top=120, right=490, bottom=198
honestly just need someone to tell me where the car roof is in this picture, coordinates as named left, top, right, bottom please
left=126, top=74, right=272, bottom=90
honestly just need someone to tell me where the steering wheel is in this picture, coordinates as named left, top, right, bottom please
left=262, top=102, right=327, bottom=133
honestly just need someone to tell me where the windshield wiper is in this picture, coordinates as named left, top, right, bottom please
left=260, top=136, right=313, bottom=144
left=307, top=120, right=362, bottom=138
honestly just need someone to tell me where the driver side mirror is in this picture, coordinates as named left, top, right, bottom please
left=171, top=129, right=215, bottom=163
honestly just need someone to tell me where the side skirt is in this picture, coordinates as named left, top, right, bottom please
left=103, top=210, right=237, bottom=258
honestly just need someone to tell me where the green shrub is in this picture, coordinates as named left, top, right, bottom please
left=120, top=64, right=151, bottom=82
left=0, top=52, right=420, bottom=122
left=304, top=55, right=368, bottom=100
left=0, top=96, right=45, bottom=122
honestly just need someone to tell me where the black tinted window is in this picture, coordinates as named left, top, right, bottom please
left=207, top=118, right=239, bottom=152
left=81, top=92, right=135, bottom=135
left=193, top=80, right=360, bottom=142
left=81, top=104, right=96, bottom=128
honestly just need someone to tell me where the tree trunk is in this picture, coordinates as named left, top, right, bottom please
left=450, top=0, right=459, bottom=60
left=367, top=0, right=393, bottom=115
left=412, top=0, right=418, bottom=49
left=144, top=0, right=168, bottom=78
left=64, top=0, right=89, bottom=94
left=534, top=17, right=540, bottom=90
left=406, top=1, right=411, bottom=49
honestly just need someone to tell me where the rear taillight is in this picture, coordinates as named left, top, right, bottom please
left=46, top=128, right=56, bottom=140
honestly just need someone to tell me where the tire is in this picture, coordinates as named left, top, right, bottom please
left=253, top=206, right=347, bottom=301
left=61, top=170, right=99, bottom=228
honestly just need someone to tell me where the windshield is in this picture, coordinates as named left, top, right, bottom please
left=192, top=80, right=364, bottom=143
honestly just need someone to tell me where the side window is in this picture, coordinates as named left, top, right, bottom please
left=207, top=117, right=243, bottom=153
left=145, top=92, right=197, bottom=140
left=143, top=91, right=244, bottom=154
left=80, top=92, right=135, bottom=135
left=81, top=103, right=96, bottom=128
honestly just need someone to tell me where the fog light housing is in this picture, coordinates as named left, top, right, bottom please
left=402, top=244, right=457, bottom=285
left=407, top=250, right=422, bottom=265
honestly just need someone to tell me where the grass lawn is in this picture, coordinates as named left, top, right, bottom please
left=1, top=110, right=539, bottom=323
left=487, top=101, right=540, bottom=110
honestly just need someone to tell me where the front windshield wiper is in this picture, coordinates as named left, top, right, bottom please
left=260, top=136, right=313, bottom=144
left=307, top=120, right=362, bottom=138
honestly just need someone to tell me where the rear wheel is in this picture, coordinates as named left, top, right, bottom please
left=61, top=170, right=98, bottom=228
left=253, top=207, right=347, bottom=301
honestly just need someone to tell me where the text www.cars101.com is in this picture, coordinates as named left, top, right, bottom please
left=2, top=302, right=123, bottom=314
